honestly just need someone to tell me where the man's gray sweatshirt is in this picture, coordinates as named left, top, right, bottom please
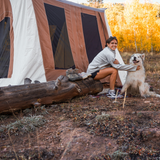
left=87, top=47, right=137, bottom=74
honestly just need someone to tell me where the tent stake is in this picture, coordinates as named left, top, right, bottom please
left=115, top=89, right=119, bottom=102
left=123, top=91, right=127, bottom=108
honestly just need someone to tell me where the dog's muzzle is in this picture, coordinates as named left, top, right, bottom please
left=133, top=57, right=139, bottom=64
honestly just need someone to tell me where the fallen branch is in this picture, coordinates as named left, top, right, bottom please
left=0, top=76, right=103, bottom=114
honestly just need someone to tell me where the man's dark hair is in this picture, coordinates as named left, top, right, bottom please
left=105, top=36, right=118, bottom=47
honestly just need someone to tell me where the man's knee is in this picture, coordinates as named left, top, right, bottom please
left=112, top=68, right=118, bottom=75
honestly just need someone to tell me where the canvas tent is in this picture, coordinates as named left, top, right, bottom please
left=0, top=0, right=127, bottom=87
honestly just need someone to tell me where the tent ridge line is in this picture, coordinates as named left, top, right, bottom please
left=57, top=0, right=105, bottom=12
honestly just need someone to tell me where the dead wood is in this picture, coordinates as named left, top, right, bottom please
left=0, top=76, right=103, bottom=114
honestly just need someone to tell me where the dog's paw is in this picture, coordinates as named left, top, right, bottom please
left=141, top=95, right=147, bottom=98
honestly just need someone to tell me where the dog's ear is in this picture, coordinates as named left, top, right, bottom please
left=141, top=53, right=145, bottom=61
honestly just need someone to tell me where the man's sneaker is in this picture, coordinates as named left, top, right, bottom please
left=107, top=90, right=123, bottom=99
left=116, top=94, right=123, bottom=98
left=107, top=90, right=116, bottom=98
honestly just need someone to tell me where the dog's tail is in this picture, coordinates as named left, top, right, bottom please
left=144, top=83, right=160, bottom=98
left=147, top=91, right=160, bottom=98
left=156, top=94, right=160, bottom=98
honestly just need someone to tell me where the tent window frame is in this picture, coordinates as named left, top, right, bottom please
left=0, top=17, right=10, bottom=78
left=44, top=3, right=75, bottom=70
left=81, top=13, right=102, bottom=63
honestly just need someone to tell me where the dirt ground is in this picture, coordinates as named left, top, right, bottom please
left=1, top=53, right=160, bottom=160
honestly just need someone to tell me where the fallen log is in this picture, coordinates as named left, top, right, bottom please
left=0, top=75, right=103, bottom=114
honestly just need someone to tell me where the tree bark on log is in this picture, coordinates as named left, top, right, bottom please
left=0, top=75, right=103, bottom=114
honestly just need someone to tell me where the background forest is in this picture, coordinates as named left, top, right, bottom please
left=85, top=0, right=160, bottom=53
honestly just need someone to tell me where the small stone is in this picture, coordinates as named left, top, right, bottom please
left=144, top=101, right=150, bottom=103
left=108, top=142, right=111, bottom=146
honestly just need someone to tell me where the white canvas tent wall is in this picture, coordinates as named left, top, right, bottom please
left=0, top=0, right=127, bottom=87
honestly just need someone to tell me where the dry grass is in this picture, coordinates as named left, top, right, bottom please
left=0, top=115, right=46, bottom=134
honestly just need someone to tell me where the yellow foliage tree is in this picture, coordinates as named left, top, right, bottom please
left=104, top=0, right=160, bottom=53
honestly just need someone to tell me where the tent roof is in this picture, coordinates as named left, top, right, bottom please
left=57, top=0, right=106, bottom=12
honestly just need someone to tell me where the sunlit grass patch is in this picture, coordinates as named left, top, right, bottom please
left=145, top=62, right=160, bottom=73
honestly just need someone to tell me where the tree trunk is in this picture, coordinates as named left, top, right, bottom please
left=0, top=75, right=103, bottom=114
left=134, top=30, right=138, bottom=52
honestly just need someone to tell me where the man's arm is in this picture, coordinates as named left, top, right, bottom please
left=113, top=59, right=140, bottom=70
left=113, top=59, right=119, bottom=64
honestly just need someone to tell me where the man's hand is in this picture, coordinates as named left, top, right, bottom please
left=113, top=59, right=119, bottom=64
left=136, top=65, right=141, bottom=70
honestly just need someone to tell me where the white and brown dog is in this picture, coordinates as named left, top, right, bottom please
left=120, top=53, right=160, bottom=98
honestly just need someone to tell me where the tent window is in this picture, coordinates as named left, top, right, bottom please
left=81, top=13, right=102, bottom=63
left=0, top=17, right=10, bottom=78
left=44, top=3, right=75, bottom=69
